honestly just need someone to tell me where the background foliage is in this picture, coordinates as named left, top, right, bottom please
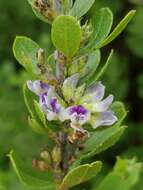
left=0, top=0, right=143, bottom=189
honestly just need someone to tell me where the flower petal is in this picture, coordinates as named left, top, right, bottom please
left=93, top=95, right=113, bottom=112
left=87, top=82, right=105, bottom=101
left=46, top=111, right=57, bottom=121
left=92, top=110, right=118, bottom=128
left=27, top=80, right=49, bottom=96
left=80, top=82, right=105, bottom=104
left=58, top=107, right=69, bottom=122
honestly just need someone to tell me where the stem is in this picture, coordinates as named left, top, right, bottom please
left=56, top=51, right=66, bottom=83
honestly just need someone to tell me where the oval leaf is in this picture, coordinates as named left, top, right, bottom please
left=70, top=0, right=95, bottom=18
left=13, top=36, right=40, bottom=74
left=8, top=151, right=55, bottom=189
left=59, top=161, right=102, bottom=189
left=80, top=8, right=113, bottom=55
left=51, top=15, right=82, bottom=57
left=98, top=10, right=136, bottom=48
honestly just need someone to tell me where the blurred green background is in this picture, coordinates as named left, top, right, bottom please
left=0, top=0, right=143, bottom=189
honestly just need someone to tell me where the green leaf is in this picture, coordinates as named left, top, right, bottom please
left=23, top=83, right=36, bottom=117
left=23, top=83, right=47, bottom=134
left=27, top=0, right=52, bottom=23
left=96, top=157, right=142, bottom=190
left=74, top=102, right=127, bottom=164
left=89, top=49, right=114, bottom=86
left=51, top=15, right=82, bottom=57
left=81, top=102, right=127, bottom=157
left=13, top=36, right=40, bottom=74
left=28, top=116, right=46, bottom=134
left=98, top=10, right=136, bottom=48
left=89, top=8, right=113, bottom=49
left=79, top=50, right=101, bottom=84
left=83, top=126, right=126, bottom=160
left=34, top=100, right=46, bottom=126
left=8, top=151, right=55, bottom=189
left=59, top=161, right=102, bottom=189
left=70, top=0, right=95, bottom=18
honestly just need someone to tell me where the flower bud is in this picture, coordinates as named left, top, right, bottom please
left=40, top=150, right=51, bottom=164
left=32, top=158, right=49, bottom=172
left=37, top=48, right=45, bottom=65
left=52, top=146, right=62, bottom=164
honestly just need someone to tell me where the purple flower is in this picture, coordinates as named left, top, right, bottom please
left=27, top=80, right=49, bottom=96
left=67, top=105, right=90, bottom=131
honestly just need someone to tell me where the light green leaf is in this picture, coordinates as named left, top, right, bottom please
left=51, top=15, right=82, bottom=57
left=59, top=161, right=102, bottom=189
left=88, top=49, right=114, bottom=86
left=98, top=10, right=136, bottom=48
left=79, top=50, right=101, bottom=84
left=13, top=36, right=40, bottom=74
left=8, top=151, right=55, bottom=189
left=95, top=157, right=142, bottom=190
left=70, top=0, right=95, bottom=18
left=27, top=0, right=52, bottom=23
left=73, top=102, right=127, bottom=165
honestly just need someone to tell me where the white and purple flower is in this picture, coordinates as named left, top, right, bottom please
left=27, top=76, right=117, bottom=131
left=41, top=95, right=66, bottom=122
left=66, top=105, right=90, bottom=131
left=27, top=80, right=67, bottom=122
left=27, top=80, right=49, bottom=96
left=62, top=74, right=117, bottom=129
